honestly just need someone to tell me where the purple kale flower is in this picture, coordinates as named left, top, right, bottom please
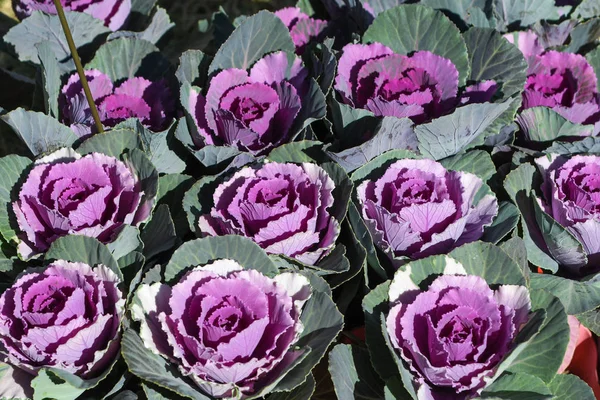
left=12, top=149, right=153, bottom=259
left=188, top=52, right=308, bottom=156
left=0, top=260, right=124, bottom=381
left=60, top=70, right=174, bottom=138
left=131, top=259, right=311, bottom=398
left=522, top=51, right=600, bottom=126
left=357, top=158, right=498, bottom=266
left=334, top=43, right=497, bottom=123
left=536, top=154, right=600, bottom=269
left=387, top=273, right=530, bottom=399
left=13, top=0, right=131, bottom=31
left=198, top=162, right=340, bottom=265
left=274, top=7, right=328, bottom=54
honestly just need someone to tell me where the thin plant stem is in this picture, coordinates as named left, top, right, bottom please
left=52, top=0, right=104, bottom=133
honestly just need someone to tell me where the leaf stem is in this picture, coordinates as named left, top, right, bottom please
left=52, top=0, right=104, bottom=133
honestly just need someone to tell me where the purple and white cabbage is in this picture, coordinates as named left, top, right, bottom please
left=60, top=69, right=175, bottom=138
left=13, top=0, right=131, bottom=31
left=12, top=149, right=153, bottom=259
left=198, top=162, right=340, bottom=265
left=132, top=259, right=311, bottom=398
left=357, top=158, right=498, bottom=266
left=0, top=260, right=123, bottom=382
left=387, top=270, right=530, bottom=399
left=334, top=43, right=498, bottom=123
left=188, top=52, right=308, bottom=156
left=275, top=7, right=328, bottom=54
left=536, top=154, right=600, bottom=269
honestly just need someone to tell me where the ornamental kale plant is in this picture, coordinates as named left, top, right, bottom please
left=354, top=157, right=498, bottom=268
left=12, top=148, right=156, bottom=259
left=61, top=70, right=175, bottom=137
left=185, top=51, right=316, bottom=157
left=0, top=260, right=124, bottom=397
left=1, top=0, right=600, bottom=398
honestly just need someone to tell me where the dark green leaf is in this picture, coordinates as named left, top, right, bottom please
left=107, top=225, right=142, bottom=260
left=493, top=0, right=559, bottom=31
left=464, top=27, right=527, bottom=99
left=109, top=7, right=173, bottom=44
left=175, top=50, right=210, bottom=88
left=4, top=11, right=109, bottom=70
left=574, top=0, right=600, bottom=19
left=439, top=150, right=496, bottom=181
left=77, top=128, right=140, bottom=157
left=530, top=273, right=600, bottom=315
left=131, top=0, right=157, bottom=15
left=565, top=18, right=600, bottom=54
left=517, top=107, right=594, bottom=142
left=586, top=46, right=600, bottom=88
left=0, top=154, right=30, bottom=244
left=506, top=290, right=570, bottom=382
left=36, top=41, right=61, bottom=118
left=416, top=100, right=514, bottom=160
left=208, top=11, right=295, bottom=74
left=576, top=307, right=600, bottom=336
left=87, top=37, right=170, bottom=81
left=121, top=330, right=210, bottom=400
left=482, top=372, right=552, bottom=399
left=45, top=235, right=121, bottom=281
left=548, top=374, right=595, bottom=400
left=422, top=0, right=490, bottom=28
left=2, top=108, right=78, bottom=157
left=141, top=204, right=177, bottom=260
left=164, top=236, right=279, bottom=282
left=328, top=344, right=385, bottom=400
left=363, top=4, right=470, bottom=85
left=482, top=201, right=520, bottom=244
left=546, top=136, right=600, bottom=155
left=268, top=374, right=315, bottom=400
left=326, top=117, right=417, bottom=173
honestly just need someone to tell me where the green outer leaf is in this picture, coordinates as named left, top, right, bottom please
left=421, top=0, right=490, bottom=28
left=499, top=237, right=530, bottom=282
left=504, top=164, right=560, bottom=272
left=208, top=11, right=295, bottom=74
left=107, top=225, right=142, bottom=260
left=586, top=47, right=600, bottom=89
left=348, top=202, right=387, bottom=283
left=267, top=373, right=315, bottom=400
left=363, top=4, right=470, bottom=86
left=482, top=201, right=520, bottom=244
left=87, top=37, right=170, bottom=81
left=121, top=329, right=211, bottom=400
left=438, top=150, right=496, bottom=181
left=362, top=282, right=404, bottom=387
left=565, top=18, right=600, bottom=54
left=77, top=128, right=140, bottom=157
left=176, top=50, right=210, bottom=88
left=122, top=148, right=159, bottom=219
left=548, top=374, right=595, bottom=400
left=506, top=289, right=570, bottom=383
left=547, top=136, right=600, bottom=155
left=164, top=236, right=279, bottom=282
left=45, top=235, right=121, bottom=281
left=464, top=27, right=527, bottom=99
left=0, top=155, right=30, bottom=244
left=530, top=273, right=600, bottom=315
left=532, top=198, right=587, bottom=271
left=36, top=41, right=61, bottom=118
left=574, top=0, right=600, bottom=19
left=2, top=108, right=78, bottom=157
left=481, top=372, right=552, bottom=398
left=576, top=307, right=600, bottom=336
left=416, top=100, right=513, bottom=160
left=517, top=107, right=594, bottom=142
left=31, top=369, right=85, bottom=400
left=350, top=149, right=420, bottom=184
left=141, top=204, right=177, bottom=260
left=272, top=290, right=343, bottom=394
left=131, top=0, right=157, bottom=14
left=267, top=140, right=325, bottom=164
left=493, top=0, right=559, bottom=31
left=114, top=119, right=186, bottom=175
left=328, top=344, right=385, bottom=400
left=3, top=11, right=109, bottom=67
left=182, top=177, right=215, bottom=234
left=108, top=7, right=173, bottom=44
